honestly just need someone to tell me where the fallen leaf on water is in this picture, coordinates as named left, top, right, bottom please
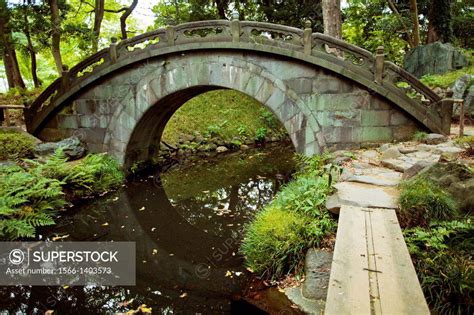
left=202, top=190, right=210, bottom=194
left=112, top=197, right=119, bottom=201
left=121, top=225, right=125, bottom=229
left=152, top=249, right=158, bottom=255
left=225, top=271, right=232, bottom=277
left=235, top=272, right=242, bottom=276
left=101, top=222, right=109, bottom=226
left=179, top=292, right=187, bottom=298
left=63, top=285, right=69, bottom=289
left=45, top=311, right=54, bottom=315
left=246, top=267, right=254, bottom=273
left=118, top=298, right=134, bottom=307
left=52, top=234, right=69, bottom=241
left=139, top=206, right=145, bottom=211
left=151, top=227, right=156, bottom=232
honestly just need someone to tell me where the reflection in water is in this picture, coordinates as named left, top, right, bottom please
left=0, top=144, right=296, bottom=314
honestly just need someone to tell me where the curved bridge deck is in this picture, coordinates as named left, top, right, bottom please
left=25, top=19, right=453, bottom=167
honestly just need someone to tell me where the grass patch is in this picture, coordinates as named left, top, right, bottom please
left=240, top=154, right=338, bottom=279
left=162, top=90, right=286, bottom=145
left=412, top=131, right=428, bottom=142
left=404, top=219, right=473, bottom=314
left=420, top=50, right=474, bottom=89
left=398, top=177, right=458, bottom=228
left=0, top=129, right=36, bottom=160
left=0, top=151, right=124, bottom=239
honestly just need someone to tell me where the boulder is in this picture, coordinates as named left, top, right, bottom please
left=424, top=133, right=447, bottom=145
left=463, top=85, right=474, bottom=119
left=404, top=42, right=469, bottom=78
left=452, top=75, right=474, bottom=118
left=379, top=143, right=391, bottom=152
left=34, top=136, right=86, bottom=160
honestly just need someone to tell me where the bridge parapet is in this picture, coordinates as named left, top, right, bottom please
left=25, top=18, right=450, bottom=136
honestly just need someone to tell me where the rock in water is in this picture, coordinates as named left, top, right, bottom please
left=404, top=42, right=469, bottom=78
left=35, top=136, right=86, bottom=160
left=216, top=146, right=228, bottom=153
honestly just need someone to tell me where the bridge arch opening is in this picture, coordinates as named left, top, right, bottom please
left=124, top=86, right=301, bottom=169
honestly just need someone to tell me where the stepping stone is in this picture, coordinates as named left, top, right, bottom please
left=381, top=159, right=414, bottom=172
left=381, top=147, right=401, bottom=160
left=326, top=182, right=399, bottom=213
left=346, top=173, right=401, bottom=186
left=434, top=146, right=464, bottom=155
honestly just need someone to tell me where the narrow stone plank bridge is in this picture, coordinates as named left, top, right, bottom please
left=25, top=18, right=453, bottom=168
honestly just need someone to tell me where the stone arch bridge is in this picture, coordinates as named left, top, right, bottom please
left=25, top=19, right=453, bottom=168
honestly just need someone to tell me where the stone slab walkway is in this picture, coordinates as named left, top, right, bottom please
left=325, top=205, right=429, bottom=315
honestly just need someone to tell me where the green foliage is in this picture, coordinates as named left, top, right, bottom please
left=26, top=150, right=124, bottom=199
left=0, top=129, right=36, bottom=160
left=254, top=127, right=267, bottom=143
left=241, top=154, right=337, bottom=279
left=0, top=165, right=64, bottom=239
left=413, top=131, right=428, bottom=142
left=404, top=219, right=473, bottom=314
left=398, top=178, right=458, bottom=228
left=259, top=108, right=277, bottom=129
left=162, top=90, right=286, bottom=145
left=0, top=150, right=124, bottom=240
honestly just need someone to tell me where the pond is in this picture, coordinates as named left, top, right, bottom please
left=0, top=143, right=297, bottom=314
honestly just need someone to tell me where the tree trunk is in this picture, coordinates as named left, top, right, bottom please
left=0, top=0, right=25, bottom=89
left=49, top=0, right=63, bottom=75
left=93, top=0, right=105, bottom=51
left=23, top=7, right=41, bottom=87
left=322, top=0, right=341, bottom=39
left=426, top=20, right=439, bottom=43
left=409, top=0, right=420, bottom=46
left=120, top=0, right=138, bottom=39
left=215, top=0, right=227, bottom=19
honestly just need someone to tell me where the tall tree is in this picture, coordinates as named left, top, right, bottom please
left=21, top=5, right=41, bottom=87
left=92, top=0, right=104, bottom=51
left=48, top=0, right=63, bottom=75
left=409, top=0, right=420, bottom=46
left=0, top=0, right=25, bottom=89
left=426, top=0, right=453, bottom=43
left=322, top=0, right=341, bottom=38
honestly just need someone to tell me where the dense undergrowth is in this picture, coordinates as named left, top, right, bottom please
left=399, top=169, right=473, bottom=314
left=0, top=150, right=124, bottom=240
left=240, top=154, right=338, bottom=280
left=0, top=129, right=36, bottom=160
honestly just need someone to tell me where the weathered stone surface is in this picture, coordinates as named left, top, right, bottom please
left=404, top=42, right=469, bottom=78
left=398, top=146, right=418, bottom=154
left=360, top=150, right=378, bottom=160
left=381, top=158, right=413, bottom=172
left=452, top=75, right=474, bottom=118
left=463, top=85, right=474, bottom=119
left=35, top=136, right=86, bottom=160
left=434, top=146, right=464, bottom=155
left=326, top=182, right=399, bottom=213
left=302, top=249, right=333, bottom=300
left=402, top=160, right=435, bottom=180
left=381, top=147, right=401, bottom=160
left=424, top=133, right=447, bottom=145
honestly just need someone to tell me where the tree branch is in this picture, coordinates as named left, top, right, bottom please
left=387, top=0, right=414, bottom=48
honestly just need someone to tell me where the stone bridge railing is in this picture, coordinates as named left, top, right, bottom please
left=25, top=18, right=449, bottom=134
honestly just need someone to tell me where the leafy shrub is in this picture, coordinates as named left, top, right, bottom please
left=259, top=108, right=277, bottom=129
left=255, top=127, right=267, bottom=143
left=27, top=150, right=124, bottom=199
left=413, top=131, right=428, bottom=142
left=404, top=220, right=473, bottom=314
left=237, top=125, right=247, bottom=137
left=241, top=155, right=337, bottom=279
left=455, top=135, right=474, bottom=155
left=398, top=178, right=458, bottom=228
left=0, top=165, right=65, bottom=239
left=0, top=130, right=36, bottom=160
